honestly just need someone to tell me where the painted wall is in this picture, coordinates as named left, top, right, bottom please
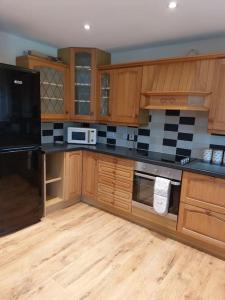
left=0, top=31, right=57, bottom=65
left=111, top=35, right=225, bottom=63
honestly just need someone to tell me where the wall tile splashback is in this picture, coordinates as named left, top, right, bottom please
left=41, top=110, right=225, bottom=159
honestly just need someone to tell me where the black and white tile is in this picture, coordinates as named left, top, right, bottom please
left=41, top=110, right=225, bottom=159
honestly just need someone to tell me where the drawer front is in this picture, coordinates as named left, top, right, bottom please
left=98, top=175, right=115, bottom=187
left=114, top=197, right=131, bottom=212
left=178, top=202, right=225, bottom=247
left=181, top=172, right=225, bottom=212
left=115, top=167, right=133, bottom=181
left=116, top=158, right=134, bottom=169
left=114, top=189, right=132, bottom=202
left=98, top=160, right=115, bottom=177
left=115, top=178, right=133, bottom=192
left=97, top=192, right=113, bottom=205
left=98, top=183, right=114, bottom=195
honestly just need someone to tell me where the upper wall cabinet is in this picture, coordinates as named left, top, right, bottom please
left=208, top=59, right=225, bottom=134
left=58, top=48, right=111, bottom=122
left=112, top=67, right=148, bottom=125
left=97, top=70, right=113, bottom=122
left=16, top=55, right=70, bottom=121
left=141, top=59, right=217, bottom=111
left=97, top=67, right=149, bottom=126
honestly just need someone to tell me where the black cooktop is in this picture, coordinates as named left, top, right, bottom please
left=135, top=149, right=194, bottom=166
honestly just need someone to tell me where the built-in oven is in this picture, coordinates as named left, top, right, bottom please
left=132, top=162, right=182, bottom=217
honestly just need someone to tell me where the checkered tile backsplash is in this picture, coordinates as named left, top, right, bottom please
left=41, top=110, right=225, bottom=159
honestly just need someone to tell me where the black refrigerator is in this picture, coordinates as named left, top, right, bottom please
left=0, top=63, right=43, bottom=236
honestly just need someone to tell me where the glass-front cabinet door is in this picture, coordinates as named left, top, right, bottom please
left=16, top=55, right=69, bottom=121
left=74, top=51, right=92, bottom=117
left=98, top=70, right=112, bottom=122
left=58, top=47, right=111, bottom=122
left=36, top=65, right=68, bottom=120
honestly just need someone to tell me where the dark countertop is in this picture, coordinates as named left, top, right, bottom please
left=42, top=143, right=225, bottom=179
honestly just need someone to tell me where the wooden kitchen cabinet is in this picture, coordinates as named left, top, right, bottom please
left=112, top=67, right=143, bottom=125
left=178, top=202, right=225, bottom=248
left=178, top=171, right=225, bottom=249
left=82, top=151, right=97, bottom=200
left=179, top=171, right=225, bottom=212
left=96, top=154, right=134, bottom=212
left=97, top=67, right=148, bottom=126
left=58, top=47, right=111, bottom=122
left=97, top=70, right=113, bottom=122
left=208, top=59, right=225, bottom=134
left=141, top=59, right=216, bottom=111
left=64, top=151, right=82, bottom=203
left=16, top=55, right=70, bottom=121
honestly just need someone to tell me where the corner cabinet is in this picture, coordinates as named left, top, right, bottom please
left=16, top=55, right=70, bottom=121
left=58, top=47, right=111, bottom=122
left=97, top=67, right=149, bottom=126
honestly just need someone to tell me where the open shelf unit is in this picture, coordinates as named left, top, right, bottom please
left=44, top=152, right=65, bottom=215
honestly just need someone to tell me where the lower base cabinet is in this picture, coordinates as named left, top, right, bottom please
left=177, top=171, right=225, bottom=250
left=178, top=202, right=225, bottom=248
left=64, top=151, right=82, bottom=202
left=44, top=151, right=225, bottom=259
left=82, top=151, right=98, bottom=200
left=96, top=155, right=134, bottom=213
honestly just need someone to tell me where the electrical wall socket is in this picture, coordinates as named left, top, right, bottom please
left=127, top=133, right=135, bottom=141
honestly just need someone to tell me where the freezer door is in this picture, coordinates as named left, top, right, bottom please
left=0, top=150, right=43, bottom=235
left=0, top=64, right=41, bottom=150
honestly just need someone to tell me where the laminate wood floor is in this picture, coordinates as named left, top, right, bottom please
left=0, top=203, right=224, bottom=300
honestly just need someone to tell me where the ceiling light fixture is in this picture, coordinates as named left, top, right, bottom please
left=168, top=1, right=177, bottom=9
left=84, top=24, right=91, bottom=31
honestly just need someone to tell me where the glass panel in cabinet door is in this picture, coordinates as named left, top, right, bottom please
left=74, top=52, right=92, bottom=116
left=100, top=73, right=110, bottom=117
left=35, top=67, right=65, bottom=115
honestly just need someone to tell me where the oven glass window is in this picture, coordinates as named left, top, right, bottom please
left=133, top=175, right=155, bottom=206
left=72, top=132, right=86, bottom=140
left=133, top=174, right=180, bottom=215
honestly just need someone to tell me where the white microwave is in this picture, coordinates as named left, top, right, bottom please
left=67, top=127, right=97, bottom=145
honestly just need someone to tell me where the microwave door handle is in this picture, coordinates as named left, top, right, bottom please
left=87, top=130, right=90, bottom=143
left=134, top=172, right=181, bottom=186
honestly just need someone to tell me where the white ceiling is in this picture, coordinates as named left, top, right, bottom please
left=0, top=0, right=225, bottom=50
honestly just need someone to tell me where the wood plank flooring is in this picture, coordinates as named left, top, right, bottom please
left=0, top=203, right=224, bottom=300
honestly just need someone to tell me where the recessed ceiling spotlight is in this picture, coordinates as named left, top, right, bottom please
left=84, top=24, right=91, bottom=31
left=168, top=1, right=177, bottom=9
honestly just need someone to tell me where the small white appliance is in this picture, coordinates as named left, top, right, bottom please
left=67, top=127, right=97, bottom=145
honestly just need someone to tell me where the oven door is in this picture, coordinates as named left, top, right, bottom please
left=133, top=172, right=155, bottom=207
left=133, top=171, right=181, bottom=215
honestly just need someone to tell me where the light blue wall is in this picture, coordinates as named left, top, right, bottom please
left=0, top=31, right=57, bottom=65
left=2, top=30, right=225, bottom=66
left=111, top=35, right=225, bottom=63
